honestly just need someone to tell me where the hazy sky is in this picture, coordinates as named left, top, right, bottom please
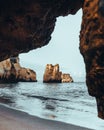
left=20, top=9, right=86, bottom=79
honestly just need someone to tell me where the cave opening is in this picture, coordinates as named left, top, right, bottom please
left=20, top=9, right=85, bottom=82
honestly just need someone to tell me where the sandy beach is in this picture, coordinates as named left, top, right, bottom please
left=0, top=104, right=93, bottom=130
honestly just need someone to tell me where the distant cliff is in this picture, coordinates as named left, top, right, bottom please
left=43, top=64, right=73, bottom=83
left=0, top=57, right=37, bottom=83
left=61, top=73, right=73, bottom=83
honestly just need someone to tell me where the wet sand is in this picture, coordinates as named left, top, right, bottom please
left=0, top=104, right=93, bottom=130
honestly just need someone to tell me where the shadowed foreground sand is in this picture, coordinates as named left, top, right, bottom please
left=0, top=104, right=93, bottom=130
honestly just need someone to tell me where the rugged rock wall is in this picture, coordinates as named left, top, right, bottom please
left=0, top=0, right=83, bottom=61
left=80, top=0, right=104, bottom=119
left=43, top=64, right=62, bottom=83
left=61, top=74, right=73, bottom=83
left=0, top=0, right=104, bottom=119
left=43, top=64, right=73, bottom=83
left=0, top=57, right=37, bottom=82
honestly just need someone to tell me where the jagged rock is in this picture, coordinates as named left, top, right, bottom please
left=43, top=64, right=73, bottom=83
left=17, top=68, right=37, bottom=82
left=43, top=64, right=62, bottom=83
left=80, top=0, right=104, bottom=119
left=0, top=0, right=83, bottom=61
left=0, top=57, right=37, bottom=82
left=61, top=74, right=73, bottom=83
left=0, top=0, right=104, bottom=119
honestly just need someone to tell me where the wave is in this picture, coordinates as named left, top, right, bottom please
left=22, top=94, right=69, bottom=102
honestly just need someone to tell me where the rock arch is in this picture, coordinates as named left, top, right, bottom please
left=0, top=0, right=104, bottom=119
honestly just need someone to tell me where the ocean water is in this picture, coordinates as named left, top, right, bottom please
left=0, top=81, right=104, bottom=130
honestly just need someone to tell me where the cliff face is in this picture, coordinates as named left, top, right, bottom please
left=0, top=0, right=104, bottom=119
left=43, top=64, right=62, bottom=83
left=61, top=74, right=73, bottom=83
left=43, top=64, right=73, bottom=83
left=80, top=0, right=104, bottom=119
left=0, top=0, right=83, bottom=61
left=0, top=57, right=37, bottom=82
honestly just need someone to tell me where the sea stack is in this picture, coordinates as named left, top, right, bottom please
left=43, top=64, right=73, bottom=83
left=43, top=64, right=62, bottom=83
left=61, top=74, right=73, bottom=83
left=0, top=57, right=37, bottom=83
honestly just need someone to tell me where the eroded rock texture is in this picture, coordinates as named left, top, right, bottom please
left=0, top=0, right=83, bottom=61
left=43, top=64, right=73, bottom=83
left=0, top=57, right=37, bottom=82
left=43, top=64, right=62, bottom=83
left=61, top=74, right=73, bottom=83
left=0, top=0, right=104, bottom=119
left=80, top=0, right=104, bottom=119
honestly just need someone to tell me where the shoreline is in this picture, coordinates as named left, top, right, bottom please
left=0, top=104, right=93, bottom=130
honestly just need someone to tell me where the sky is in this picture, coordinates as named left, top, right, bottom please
left=20, top=9, right=86, bottom=80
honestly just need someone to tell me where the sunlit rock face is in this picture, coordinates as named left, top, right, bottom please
left=0, top=0, right=104, bottom=120
left=0, top=57, right=37, bottom=82
left=0, top=0, right=83, bottom=61
left=80, top=0, right=104, bottom=119
left=61, top=74, right=73, bottom=83
left=43, top=64, right=62, bottom=83
left=43, top=64, right=73, bottom=83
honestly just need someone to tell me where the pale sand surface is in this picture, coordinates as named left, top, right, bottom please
left=0, top=104, right=93, bottom=130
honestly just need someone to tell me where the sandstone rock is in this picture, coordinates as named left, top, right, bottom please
left=43, top=64, right=73, bottom=83
left=0, top=0, right=104, bottom=119
left=0, top=0, right=83, bottom=61
left=80, top=0, right=104, bottom=119
left=0, top=57, right=37, bottom=83
left=43, top=64, right=62, bottom=83
left=61, top=74, right=73, bottom=83
left=18, top=68, right=37, bottom=82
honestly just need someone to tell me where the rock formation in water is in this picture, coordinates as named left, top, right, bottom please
left=80, top=0, right=104, bottom=119
left=0, top=0, right=104, bottom=119
left=0, top=57, right=37, bottom=82
left=43, top=64, right=73, bottom=83
left=61, top=74, right=73, bottom=83
left=43, top=64, right=62, bottom=83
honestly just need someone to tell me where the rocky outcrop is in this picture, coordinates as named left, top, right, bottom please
left=61, top=74, right=73, bottom=83
left=0, top=0, right=84, bottom=61
left=0, top=0, right=104, bottom=119
left=80, top=0, right=104, bottom=119
left=0, top=57, right=37, bottom=82
left=43, top=64, right=73, bottom=83
left=43, top=64, right=62, bottom=83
